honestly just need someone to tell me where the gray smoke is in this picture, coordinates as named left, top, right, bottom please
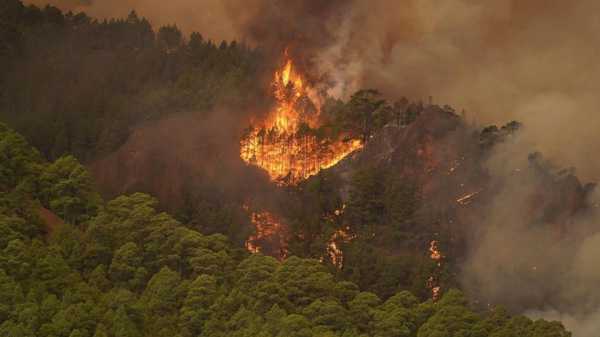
left=460, top=133, right=600, bottom=337
left=26, top=1, right=600, bottom=335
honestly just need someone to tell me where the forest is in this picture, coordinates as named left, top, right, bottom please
left=1, top=0, right=264, bottom=161
left=0, top=1, right=584, bottom=336
left=0, top=117, right=570, bottom=337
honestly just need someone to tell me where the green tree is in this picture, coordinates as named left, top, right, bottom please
left=33, top=247, right=75, bottom=295
left=0, top=123, right=43, bottom=190
left=0, top=269, right=23, bottom=322
left=342, top=89, right=391, bottom=143
left=140, top=267, right=183, bottom=315
left=179, top=274, right=217, bottom=336
left=373, top=307, right=415, bottom=337
left=348, top=292, right=380, bottom=332
left=417, top=291, right=480, bottom=337
left=303, top=299, right=349, bottom=332
left=112, top=306, right=142, bottom=337
left=157, top=25, right=182, bottom=52
left=277, top=314, right=313, bottom=337
left=109, top=242, right=145, bottom=290
left=0, top=216, right=26, bottom=249
left=346, top=167, right=386, bottom=235
left=39, top=156, right=101, bottom=225
left=275, top=257, right=336, bottom=307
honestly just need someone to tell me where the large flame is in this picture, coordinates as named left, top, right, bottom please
left=240, top=55, right=363, bottom=185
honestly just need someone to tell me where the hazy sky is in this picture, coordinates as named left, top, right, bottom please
left=27, top=0, right=600, bottom=180
left=25, top=2, right=600, bottom=335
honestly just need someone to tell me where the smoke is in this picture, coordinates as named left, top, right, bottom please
left=225, top=1, right=351, bottom=62
left=309, top=0, right=600, bottom=182
left=26, top=0, right=600, bottom=180
left=26, top=0, right=600, bottom=333
left=528, top=309, right=600, bottom=337
left=24, top=0, right=244, bottom=41
left=459, top=132, right=600, bottom=337
left=91, top=106, right=277, bottom=206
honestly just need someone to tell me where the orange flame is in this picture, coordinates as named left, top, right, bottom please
left=244, top=208, right=287, bottom=259
left=428, top=240, right=443, bottom=301
left=240, top=55, right=363, bottom=185
left=429, top=240, right=442, bottom=264
left=326, top=225, right=355, bottom=269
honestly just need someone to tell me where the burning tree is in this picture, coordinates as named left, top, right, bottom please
left=240, top=55, right=363, bottom=185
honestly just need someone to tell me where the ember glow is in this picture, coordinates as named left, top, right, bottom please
left=427, top=240, right=444, bottom=301
left=240, top=55, right=363, bottom=185
left=429, top=240, right=443, bottom=264
left=326, top=226, right=356, bottom=268
left=244, top=209, right=287, bottom=259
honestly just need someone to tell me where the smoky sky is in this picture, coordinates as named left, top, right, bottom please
left=27, top=0, right=600, bottom=180
left=460, top=133, right=600, bottom=337
left=24, top=1, right=600, bottom=334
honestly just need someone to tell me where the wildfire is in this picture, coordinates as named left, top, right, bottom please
left=427, top=240, right=443, bottom=301
left=429, top=240, right=442, bottom=265
left=240, top=55, right=363, bottom=185
left=426, top=277, right=441, bottom=300
left=334, top=204, right=346, bottom=216
left=244, top=208, right=287, bottom=259
left=326, top=226, right=356, bottom=268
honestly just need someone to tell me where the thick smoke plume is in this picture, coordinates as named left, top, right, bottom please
left=27, top=1, right=600, bottom=335
left=460, top=134, right=600, bottom=337
left=28, top=0, right=600, bottom=180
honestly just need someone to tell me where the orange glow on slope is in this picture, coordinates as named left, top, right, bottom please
left=427, top=240, right=443, bottom=301
left=244, top=208, right=287, bottom=259
left=429, top=240, right=442, bottom=264
left=326, top=226, right=355, bottom=268
left=240, top=55, right=363, bottom=185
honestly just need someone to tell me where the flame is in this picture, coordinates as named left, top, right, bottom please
left=433, top=286, right=441, bottom=298
left=244, top=208, right=287, bottom=259
left=326, top=226, right=355, bottom=268
left=429, top=239, right=442, bottom=264
left=240, top=55, right=363, bottom=185
left=334, top=204, right=346, bottom=216
left=427, top=240, right=443, bottom=301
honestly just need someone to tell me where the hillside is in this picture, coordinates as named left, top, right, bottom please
left=0, top=122, right=574, bottom=337
left=2, top=1, right=598, bottom=336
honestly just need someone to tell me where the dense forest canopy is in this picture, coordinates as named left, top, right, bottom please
left=1, top=1, right=596, bottom=336
left=1, top=0, right=265, bottom=161
left=0, top=119, right=571, bottom=336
